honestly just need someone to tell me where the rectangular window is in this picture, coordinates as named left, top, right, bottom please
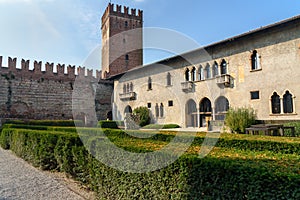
left=250, top=91, right=260, bottom=100
left=168, top=100, right=173, bottom=107
left=147, top=103, right=151, bottom=108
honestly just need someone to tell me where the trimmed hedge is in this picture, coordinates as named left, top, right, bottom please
left=97, top=121, right=119, bottom=129
left=4, top=119, right=84, bottom=127
left=143, top=124, right=181, bottom=129
left=1, top=127, right=300, bottom=199
left=284, top=122, right=300, bottom=137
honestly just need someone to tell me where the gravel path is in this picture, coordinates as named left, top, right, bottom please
left=0, top=147, right=89, bottom=200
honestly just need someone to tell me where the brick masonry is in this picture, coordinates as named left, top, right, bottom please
left=0, top=56, right=113, bottom=123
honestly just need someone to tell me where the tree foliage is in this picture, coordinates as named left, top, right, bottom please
left=225, top=107, right=257, bottom=133
left=133, top=106, right=151, bottom=127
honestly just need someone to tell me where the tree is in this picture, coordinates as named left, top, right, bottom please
left=225, top=107, right=257, bottom=133
left=133, top=106, right=151, bottom=127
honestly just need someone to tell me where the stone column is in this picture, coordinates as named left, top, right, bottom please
left=269, top=98, right=273, bottom=114
left=197, top=107, right=200, bottom=128
left=212, top=107, right=216, bottom=121
left=280, top=97, right=284, bottom=114
left=293, top=96, right=296, bottom=114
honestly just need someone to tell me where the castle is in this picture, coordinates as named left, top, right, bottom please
left=1, top=3, right=300, bottom=129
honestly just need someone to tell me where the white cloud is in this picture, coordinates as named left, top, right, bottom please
left=0, top=0, right=54, bottom=2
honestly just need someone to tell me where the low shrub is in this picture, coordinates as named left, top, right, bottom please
left=133, top=106, right=151, bottom=127
left=225, top=107, right=257, bottom=133
left=283, top=122, right=300, bottom=137
left=98, top=121, right=119, bottom=129
left=1, top=127, right=300, bottom=199
left=4, top=120, right=84, bottom=127
left=143, top=124, right=181, bottom=129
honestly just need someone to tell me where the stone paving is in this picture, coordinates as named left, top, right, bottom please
left=0, top=148, right=86, bottom=200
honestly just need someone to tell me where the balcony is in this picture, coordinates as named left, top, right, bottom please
left=120, top=92, right=136, bottom=101
left=181, top=81, right=194, bottom=92
left=216, top=74, right=232, bottom=87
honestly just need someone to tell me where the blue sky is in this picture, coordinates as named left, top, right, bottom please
left=0, top=0, right=299, bottom=72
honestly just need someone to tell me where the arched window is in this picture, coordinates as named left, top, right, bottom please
left=283, top=91, right=293, bottom=113
left=160, top=103, right=164, bottom=118
left=191, top=67, right=196, bottom=81
left=126, top=83, right=130, bottom=93
left=129, top=82, right=133, bottom=92
left=271, top=92, right=281, bottom=114
left=148, top=77, right=152, bottom=90
left=215, top=96, right=229, bottom=120
left=124, top=105, right=132, bottom=114
left=125, top=21, right=128, bottom=28
left=155, top=103, right=159, bottom=118
left=221, top=59, right=227, bottom=75
left=125, top=54, right=129, bottom=61
left=200, top=98, right=212, bottom=113
left=251, top=50, right=260, bottom=70
left=205, top=64, right=211, bottom=79
left=213, top=61, right=219, bottom=77
left=167, top=72, right=172, bottom=86
left=185, top=68, right=190, bottom=81
left=123, top=84, right=126, bottom=94
left=199, top=66, right=204, bottom=81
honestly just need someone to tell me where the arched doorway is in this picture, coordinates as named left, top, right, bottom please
left=199, top=98, right=212, bottom=127
left=186, top=99, right=198, bottom=127
left=215, top=96, right=229, bottom=120
left=106, top=111, right=112, bottom=120
left=124, top=105, right=132, bottom=114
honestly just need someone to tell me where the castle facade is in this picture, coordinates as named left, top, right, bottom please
left=106, top=4, right=300, bottom=128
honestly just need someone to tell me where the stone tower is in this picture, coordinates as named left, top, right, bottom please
left=101, top=3, right=143, bottom=79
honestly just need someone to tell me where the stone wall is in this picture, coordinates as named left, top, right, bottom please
left=113, top=16, right=300, bottom=128
left=0, top=56, right=113, bottom=123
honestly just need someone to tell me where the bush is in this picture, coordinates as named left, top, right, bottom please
left=133, top=106, right=151, bottom=127
left=1, top=127, right=300, bottom=199
left=4, top=120, right=84, bottom=127
left=283, top=122, right=300, bottom=137
left=98, top=121, right=119, bottom=129
left=143, top=124, right=181, bottom=129
left=225, top=107, right=257, bottom=133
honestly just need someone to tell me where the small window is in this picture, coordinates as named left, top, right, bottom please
left=148, top=77, right=152, bottom=90
left=126, top=83, right=130, bottom=93
left=185, top=68, right=190, bottom=81
left=125, top=21, right=128, bottom=27
left=123, top=84, right=126, bottom=94
left=191, top=67, right=196, bottom=81
left=220, top=59, right=227, bottom=75
left=251, top=50, right=260, bottom=71
left=168, top=100, right=173, bottom=107
left=160, top=103, right=164, bottom=118
left=129, top=82, right=133, bottom=92
left=283, top=91, right=293, bottom=114
left=271, top=92, right=281, bottom=114
left=251, top=91, right=260, bottom=100
left=167, top=72, right=172, bottom=86
left=213, top=61, right=219, bottom=77
left=147, top=103, right=151, bottom=108
left=199, top=66, right=204, bottom=80
left=125, top=54, right=129, bottom=61
left=155, top=103, right=159, bottom=118
left=205, top=64, right=211, bottom=79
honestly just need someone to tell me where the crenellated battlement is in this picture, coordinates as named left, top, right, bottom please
left=0, top=56, right=102, bottom=82
left=102, top=3, right=143, bottom=23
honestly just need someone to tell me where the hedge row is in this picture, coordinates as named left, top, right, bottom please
left=3, top=119, right=84, bottom=127
left=97, top=120, right=119, bottom=129
left=142, top=124, right=181, bottom=129
left=1, top=127, right=300, bottom=199
left=284, top=122, right=300, bottom=137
